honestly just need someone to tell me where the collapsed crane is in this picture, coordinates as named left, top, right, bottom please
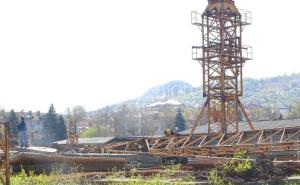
left=87, top=0, right=300, bottom=158
left=191, top=0, right=254, bottom=134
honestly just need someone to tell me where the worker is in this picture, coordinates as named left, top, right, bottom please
left=164, top=129, right=175, bottom=137
left=18, top=117, right=28, bottom=148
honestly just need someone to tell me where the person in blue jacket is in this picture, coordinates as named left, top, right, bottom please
left=18, top=117, right=28, bottom=147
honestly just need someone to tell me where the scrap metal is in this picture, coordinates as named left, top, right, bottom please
left=191, top=0, right=254, bottom=134
left=68, top=121, right=79, bottom=151
left=83, top=0, right=300, bottom=159
left=85, top=126, right=300, bottom=158
left=10, top=152, right=127, bottom=173
left=0, top=122, right=10, bottom=185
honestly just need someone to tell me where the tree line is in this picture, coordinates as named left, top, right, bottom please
left=7, top=104, right=67, bottom=146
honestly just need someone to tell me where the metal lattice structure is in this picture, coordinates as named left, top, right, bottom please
left=191, top=0, right=254, bottom=133
left=83, top=126, right=300, bottom=158
left=81, top=0, right=300, bottom=159
left=0, top=122, right=10, bottom=185
left=68, top=121, right=78, bottom=151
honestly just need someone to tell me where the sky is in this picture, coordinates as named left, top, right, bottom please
left=0, top=0, right=300, bottom=113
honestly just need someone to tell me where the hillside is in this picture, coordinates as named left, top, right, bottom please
left=119, top=81, right=199, bottom=108
left=242, top=74, right=300, bottom=106
left=110, top=73, right=300, bottom=110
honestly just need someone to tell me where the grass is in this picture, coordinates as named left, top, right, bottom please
left=106, top=164, right=196, bottom=185
left=9, top=166, right=300, bottom=185
left=10, top=168, right=93, bottom=185
left=9, top=164, right=196, bottom=185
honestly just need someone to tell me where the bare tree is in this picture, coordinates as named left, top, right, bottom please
left=66, top=105, right=87, bottom=123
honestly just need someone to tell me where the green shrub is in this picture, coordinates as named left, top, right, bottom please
left=208, top=169, right=232, bottom=185
left=223, top=150, right=255, bottom=179
left=10, top=168, right=84, bottom=185
left=80, top=126, right=107, bottom=138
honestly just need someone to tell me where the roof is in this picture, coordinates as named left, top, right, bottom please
left=53, top=137, right=115, bottom=145
left=147, top=99, right=182, bottom=107
left=181, top=119, right=300, bottom=134
left=16, top=146, right=57, bottom=154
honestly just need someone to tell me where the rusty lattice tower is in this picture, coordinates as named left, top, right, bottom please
left=92, top=0, right=300, bottom=159
left=192, top=0, right=254, bottom=133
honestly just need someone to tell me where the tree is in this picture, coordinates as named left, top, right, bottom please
left=55, top=115, right=67, bottom=140
left=66, top=105, right=87, bottom=123
left=43, top=104, right=57, bottom=144
left=287, top=102, right=300, bottom=119
left=174, top=109, right=186, bottom=132
left=42, top=104, right=67, bottom=144
left=7, top=109, right=19, bottom=139
left=42, top=104, right=67, bottom=143
left=161, top=108, right=176, bottom=131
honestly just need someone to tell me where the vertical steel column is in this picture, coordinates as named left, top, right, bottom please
left=192, top=0, right=254, bottom=133
left=0, top=122, right=10, bottom=185
left=5, top=122, right=10, bottom=185
left=68, top=121, right=78, bottom=151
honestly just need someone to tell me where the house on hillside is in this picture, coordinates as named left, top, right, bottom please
left=146, top=99, right=183, bottom=110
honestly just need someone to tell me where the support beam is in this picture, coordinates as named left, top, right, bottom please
left=0, top=122, right=10, bottom=185
left=190, top=100, right=209, bottom=136
left=237, top=99, right=255, bottom=131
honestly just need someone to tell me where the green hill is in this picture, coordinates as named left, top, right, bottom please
left=119, top=73, right=300, bottom=109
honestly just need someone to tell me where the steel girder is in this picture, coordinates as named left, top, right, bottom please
left=191, top=0, right=254, bottom=133
left=92, top=126, right=300, bottom=157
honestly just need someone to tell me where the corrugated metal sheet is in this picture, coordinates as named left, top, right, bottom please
left=10, top=152, right=127, bottom=173
left=181, top=119, right=300, bottom=134
left=53, top=137, right=115, bottom=145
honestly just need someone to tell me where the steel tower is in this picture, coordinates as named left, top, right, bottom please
left=192, top=0, right=254, bottom=133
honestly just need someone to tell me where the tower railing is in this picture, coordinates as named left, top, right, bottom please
left=192, top=45, right=253, bottom=61
left=192, top=46, right=203, bottom=60
left=191, top=11, right=202, bottom=26
left=239, top=9, right=252, bottom=25
left=241, top=45, right=253, bottom=60
left=192, top=10, right=252, bottom=26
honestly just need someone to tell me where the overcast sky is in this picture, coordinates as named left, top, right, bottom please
left=0, top=0, right=299, bottom=113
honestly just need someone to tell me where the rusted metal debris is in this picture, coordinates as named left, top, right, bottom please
left=68, top=121, right=79, bottom=151
left=83, top=0, right=300, bottom=159
left=191, top=0, right=254, bottom=134
left=0, top=122, right=10, bottom=185
left=10, top=152, right=127, bottom=173
left=84, top=126, right=300, bottom=158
